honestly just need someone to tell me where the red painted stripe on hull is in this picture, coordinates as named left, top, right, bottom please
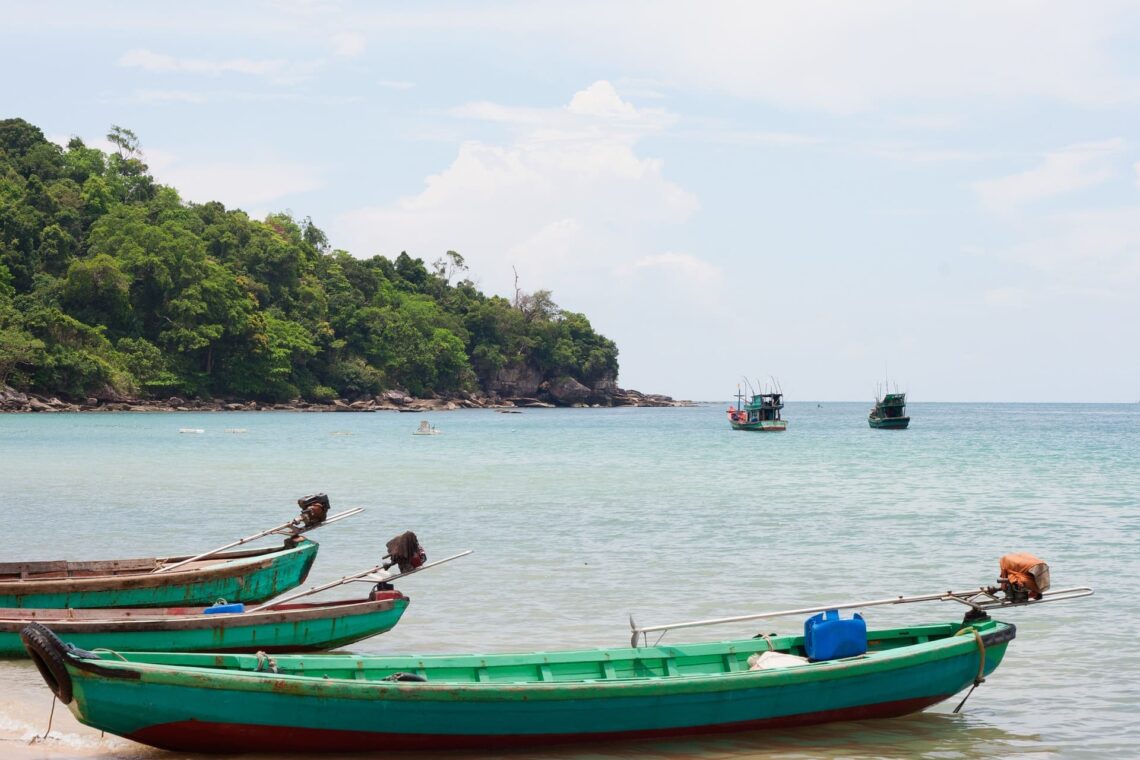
left=127, top=695, right=948, bottom=753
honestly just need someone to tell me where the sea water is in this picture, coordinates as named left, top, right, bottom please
left=0, top=403, right=1136, bottom=759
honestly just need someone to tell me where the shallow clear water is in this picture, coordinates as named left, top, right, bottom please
left=0, top=403, right=1137, bottom=758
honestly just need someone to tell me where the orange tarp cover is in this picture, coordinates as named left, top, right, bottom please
left=1000, top=552, right=1047, bottom=599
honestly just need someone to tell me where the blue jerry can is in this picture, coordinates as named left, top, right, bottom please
left=203, top=602, right=245, bottom=615
left=803, top=609, right=867, bottom=660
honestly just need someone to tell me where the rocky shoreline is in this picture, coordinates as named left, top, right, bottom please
left=0, top=385, right=691, bottom=414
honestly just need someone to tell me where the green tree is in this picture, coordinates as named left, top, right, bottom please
left=0, top=324, right=44, bottom=386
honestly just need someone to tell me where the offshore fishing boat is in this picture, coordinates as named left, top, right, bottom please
left=869, top=391, right=910, bottom=429
left=727, top=382, right=787, bottom=431
left=21, top=555, right=1089, bottom=753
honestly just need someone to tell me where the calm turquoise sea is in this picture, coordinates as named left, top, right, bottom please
left=1, top=403, right=1137, bottom=759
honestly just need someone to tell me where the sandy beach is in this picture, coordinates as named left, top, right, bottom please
left=0, top=676, right=151, bottom=760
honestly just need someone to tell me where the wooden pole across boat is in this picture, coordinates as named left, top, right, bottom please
left=629, top=585, right=1094, bottom=647
left=152, top=508, right=365, bottom=574
left=246, top=549, right=473, bottom=612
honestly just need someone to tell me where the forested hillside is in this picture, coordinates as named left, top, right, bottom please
left=0, top=118, right=624, bottom=406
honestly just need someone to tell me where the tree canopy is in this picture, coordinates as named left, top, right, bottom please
left=0, top=118, right=618, bottom=402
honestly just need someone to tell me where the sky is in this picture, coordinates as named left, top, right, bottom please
left=3, top=1, right=1139, bottom=402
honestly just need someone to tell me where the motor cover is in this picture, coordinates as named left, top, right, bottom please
left=999, top=552, right=1050, bottom=600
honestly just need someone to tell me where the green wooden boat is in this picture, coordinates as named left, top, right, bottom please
left=869, top=392, right=910, bottom=429
left=22, top=616, right=1015, bottom=753
left=727, top=389, right=787, bottom=431
left=0, top=591, right=407, bottom=657
left=0, top=538, right=318, bottom=609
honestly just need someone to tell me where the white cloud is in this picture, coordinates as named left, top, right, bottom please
left=158, top=162, right=323, bottom=209
left=987, top=206, right=1140, bottom=300
left=973, top=139, right=1128, bottom=213
left=336, top=81, right=697, bottom=298
left=451, top=81, right=675, bottom=136
left=984, top=286, right=1029, bottom=309
left=331, top=32, right=366, bottom=57
left=695, top=129, right=826, bottom=148
left=565, top=2, right=1140, bottom=113
left=616, top=252, right=723, bottom=305
left=130, top=89, right=208, bottom=104
left=119, top=49, right=284, bottom=77
left=118, top=49, right=325, bottom=85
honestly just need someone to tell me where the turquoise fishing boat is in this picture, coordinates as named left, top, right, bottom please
left=21, top=617, right=1014, bottom=752
left=727, top=384, right=787, bottom=432
left=0, top=539, right=319, bottom=609
left=0, top=591, right=408, bottom=657
left=869, top=391, right=910, bottom=429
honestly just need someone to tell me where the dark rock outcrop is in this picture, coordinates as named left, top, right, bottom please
left=546, top=376, right=591, bottom=405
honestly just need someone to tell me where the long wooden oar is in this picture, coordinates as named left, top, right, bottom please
left=246, top=549, right=473, bottom=612
left=152, top=507, right=364, bottom=574
left=629, top=585, right=1094, bottom=647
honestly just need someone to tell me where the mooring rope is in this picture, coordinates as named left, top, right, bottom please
left=953, top=626, right=986, bottom=713
left=92, top=648, right=128, bottom=661
left=31, top=695, right=57, bottom=744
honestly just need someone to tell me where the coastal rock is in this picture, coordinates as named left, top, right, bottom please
left=0, top=386, right=29, bottom=409
left=508, top=397, right=556, bottom=408
left=547, top=376, right=591, bottom=405
left=381, top=390, right=411, bottom=406
left=491, top=366, right=544, bottom=398
left=92, top=385, right=128, bottom=403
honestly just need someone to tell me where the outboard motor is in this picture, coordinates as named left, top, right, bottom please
left=998, top=553, right=1050, bottom=602
left=385, top=531, right=427, bottom=573
left=296, top=493, right=331, bottom=527
left=369, top=531, right=427, bottom=600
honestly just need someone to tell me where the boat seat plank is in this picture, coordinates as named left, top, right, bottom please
left=0, top=561, right=70, bottom=578
left=1, top=558, right=160, bottom=579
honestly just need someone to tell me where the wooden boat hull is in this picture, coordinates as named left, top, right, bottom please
left=35, top=618, right=1014, bottom=752
left=0, top=540, right=318, bottom=609
left=0, top=594, right=407, bottom=657
left=869, top=416, right=910, bottom=429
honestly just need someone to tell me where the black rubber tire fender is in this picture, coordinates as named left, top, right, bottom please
left=20, top=622, right=74, bottom=704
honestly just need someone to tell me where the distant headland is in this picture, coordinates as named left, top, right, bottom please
left=0, top=383, right=689, bottom=413
left=0, top=118, right=684, bottom=412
